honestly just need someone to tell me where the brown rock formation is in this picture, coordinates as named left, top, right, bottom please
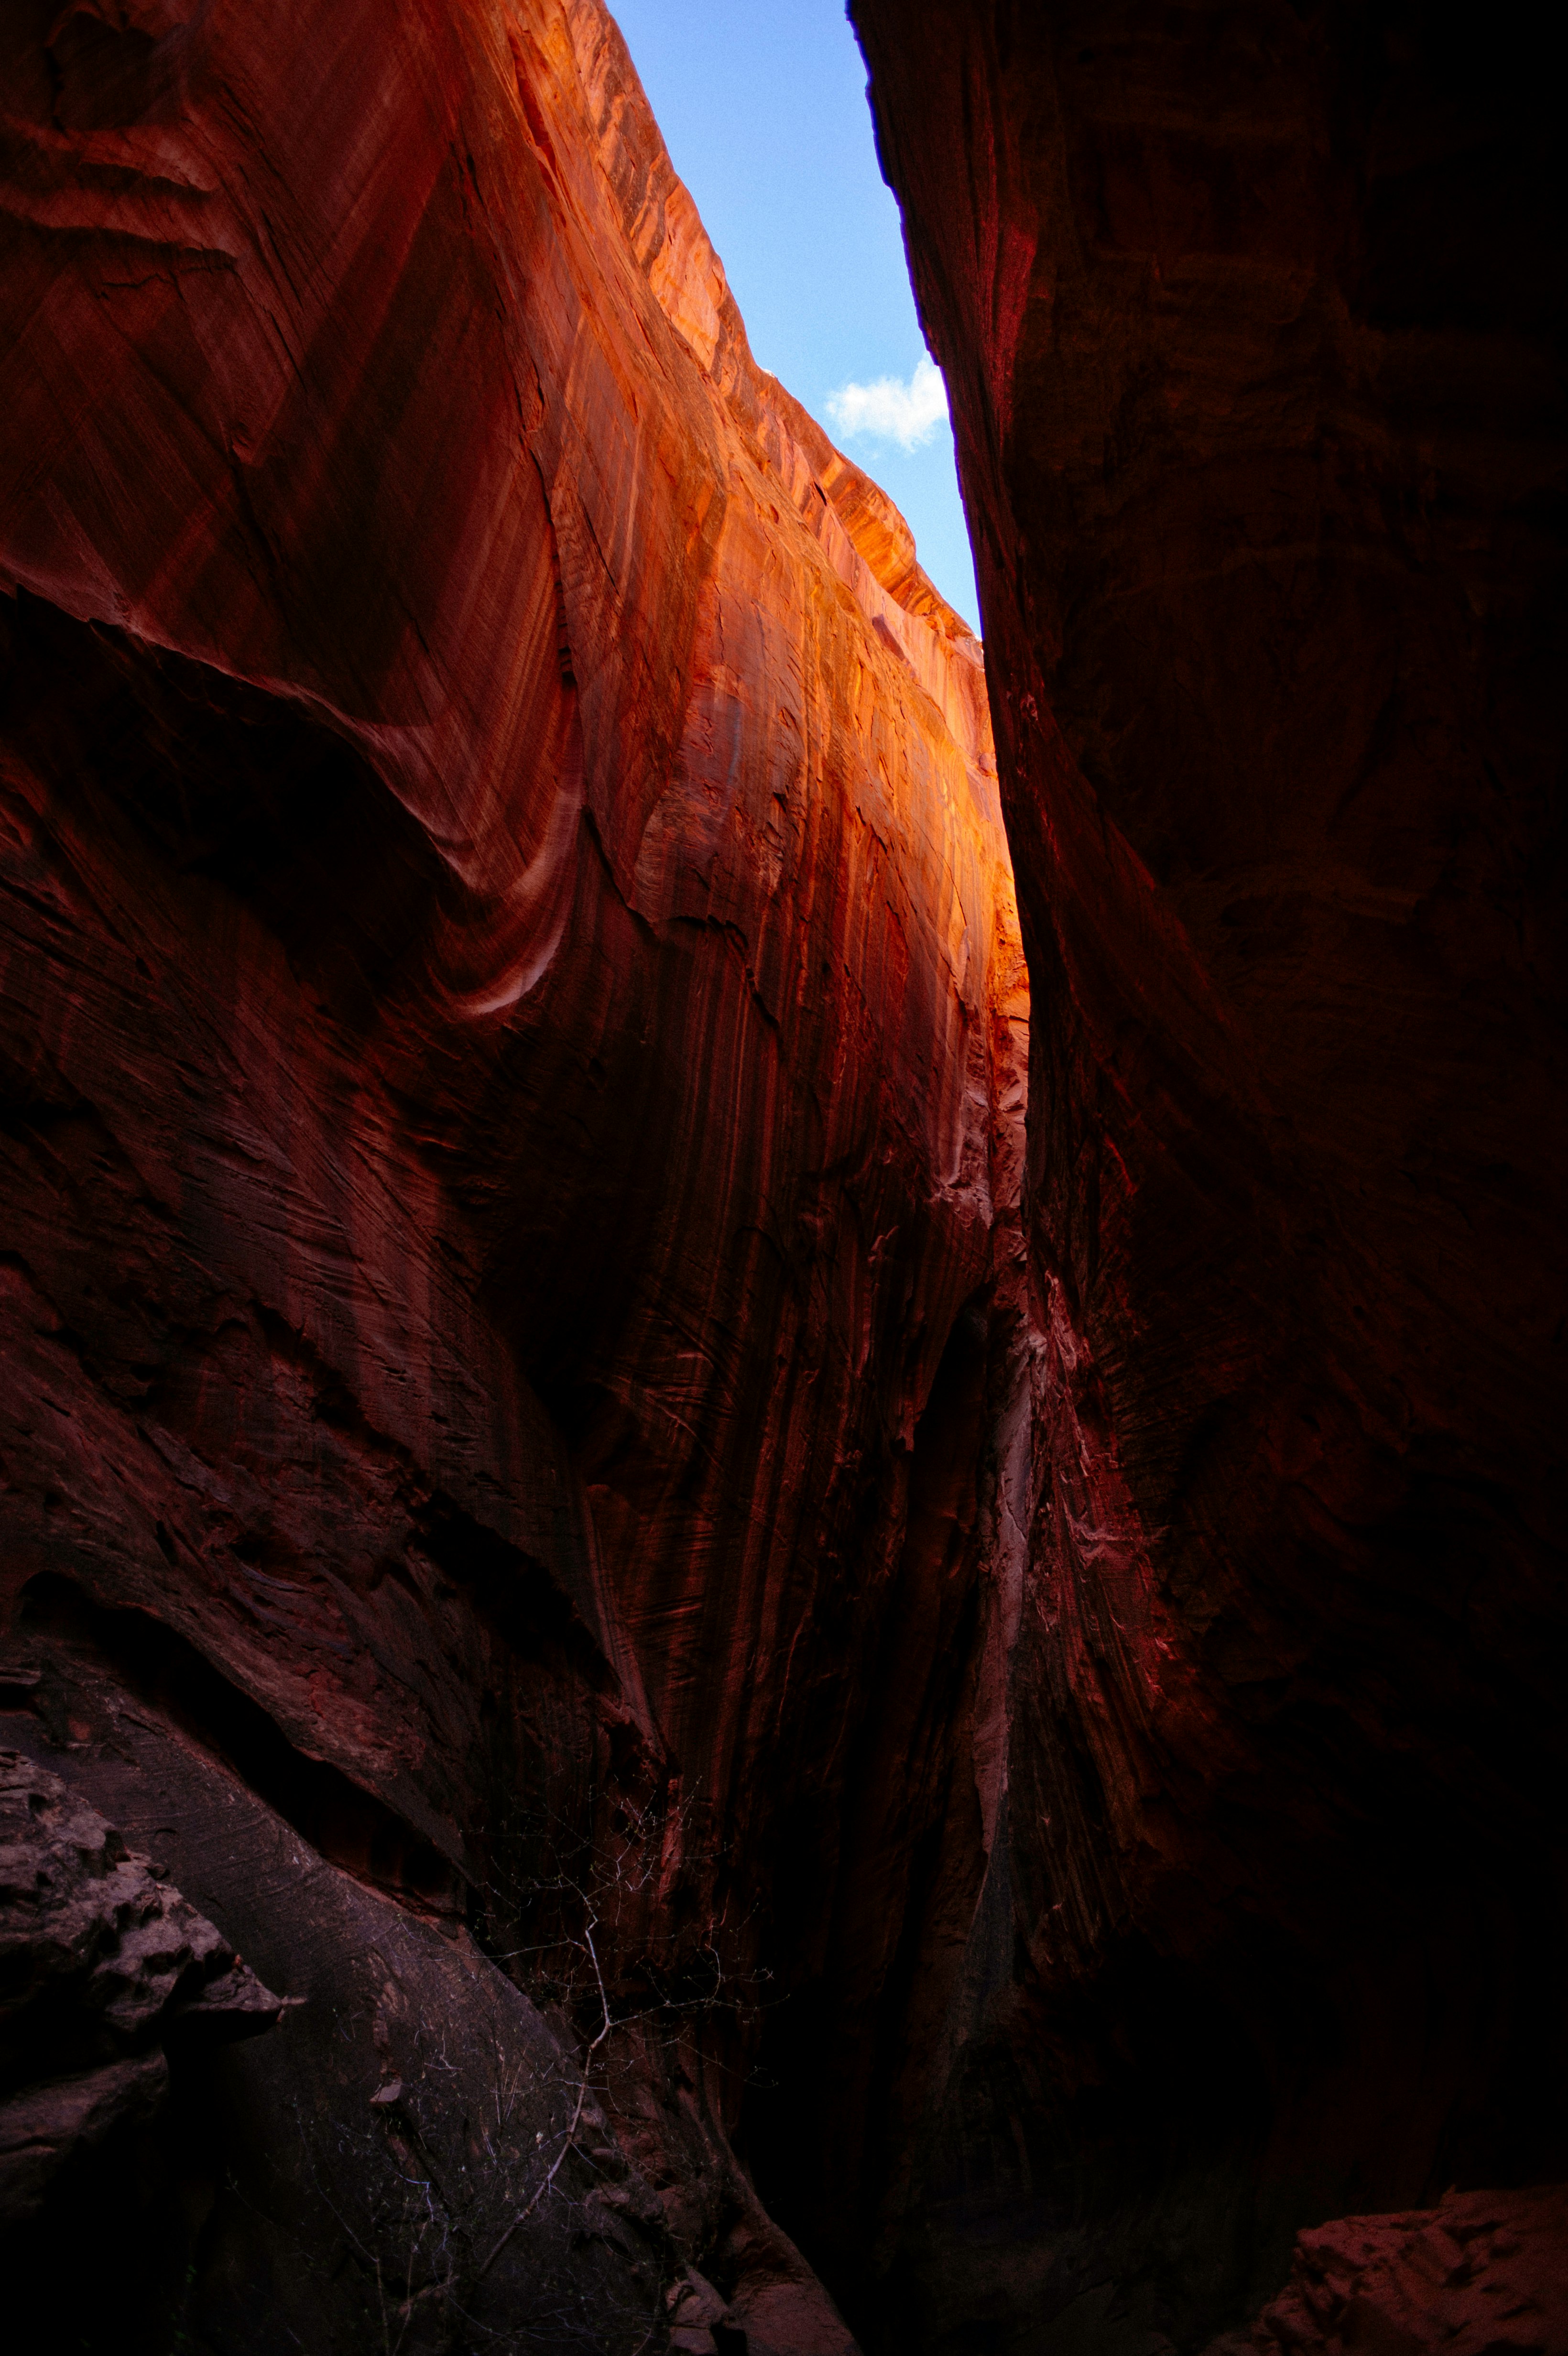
left=0, top=1746, right=284, bottom=2220
left=1213, top=2184, right=1568, bottom=2356
left=846, top=0, right=1568, bottom=2347
left=0, top=0, right=1024, bottom=2345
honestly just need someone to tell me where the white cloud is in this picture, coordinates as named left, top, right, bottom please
left=825, top=355, right=948, bottom=453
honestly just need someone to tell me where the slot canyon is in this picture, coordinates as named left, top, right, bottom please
left=0, top=0, right=1562, bottom=2349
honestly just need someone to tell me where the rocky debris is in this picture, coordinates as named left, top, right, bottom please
left=1215, top=2185, right=1568, bottom=2356
left=1, top=1669, right=678, bottom=2351
left=731, top=2276, right=865, bottom=2356
left=0, top=1745, right=285, bottom=2226
left=0, top=1747, right=284, bottom=2051
left=666, top=2268, right=745, bottom=2353
left=663, top=2258, right=864, bottom=2356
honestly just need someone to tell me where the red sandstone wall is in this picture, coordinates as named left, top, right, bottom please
left=11, top=2, right=1558, bottom=2346
left=0, top=0, right=1026, bottom=2339
left=848, top=1, right=1568, bottom=2347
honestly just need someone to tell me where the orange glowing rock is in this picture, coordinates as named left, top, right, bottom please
left=0, top=0, right=1025, bottom=2337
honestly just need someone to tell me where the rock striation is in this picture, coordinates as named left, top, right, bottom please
left=5, top=0, right=1564, bottom=2349
left=848, top=0, right=1568, bottom=2348
left=0, top=0, right=1025, bottom=2346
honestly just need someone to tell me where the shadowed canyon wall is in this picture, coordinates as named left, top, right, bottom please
left=846, top=1, right=1568, bottom=2349
left=0, top=2, right=1026, bottom=2346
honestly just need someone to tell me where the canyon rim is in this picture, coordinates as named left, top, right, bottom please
left=1, top=4, right=1564, bottom=2355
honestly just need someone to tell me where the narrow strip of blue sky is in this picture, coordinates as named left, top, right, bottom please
left=609, top=0, right=981, bottom=634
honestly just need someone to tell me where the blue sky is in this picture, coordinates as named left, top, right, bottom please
left=609, top=0, right=981, bottom=633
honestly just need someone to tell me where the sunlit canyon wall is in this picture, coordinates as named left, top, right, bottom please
left=0, top=2, right=1025, bottom=2348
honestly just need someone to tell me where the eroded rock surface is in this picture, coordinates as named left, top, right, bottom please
left=848, top=0, right=1568, bottom=2348
left=0, top=1746, right=282, bottom=2060
left=2, top=1664, right=692, bottom=2353
left=1214, top=2185, right=1568, bottom=2356
left=6, top=0, right=1559, bottom=2347
left=0, top=0, right=1024, bottom=2346
left=0, top=1744, right=283, bottom=2275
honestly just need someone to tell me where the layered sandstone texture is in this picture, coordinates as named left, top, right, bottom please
left=0, top=1, right=1026, bottom=2347
left=849, top=0, right=1568, bottom=2349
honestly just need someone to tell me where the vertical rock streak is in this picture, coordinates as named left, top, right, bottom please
left=850, top=0, right=1567, bottom=2347
left=0, top=0, right=1030, bottom=2340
